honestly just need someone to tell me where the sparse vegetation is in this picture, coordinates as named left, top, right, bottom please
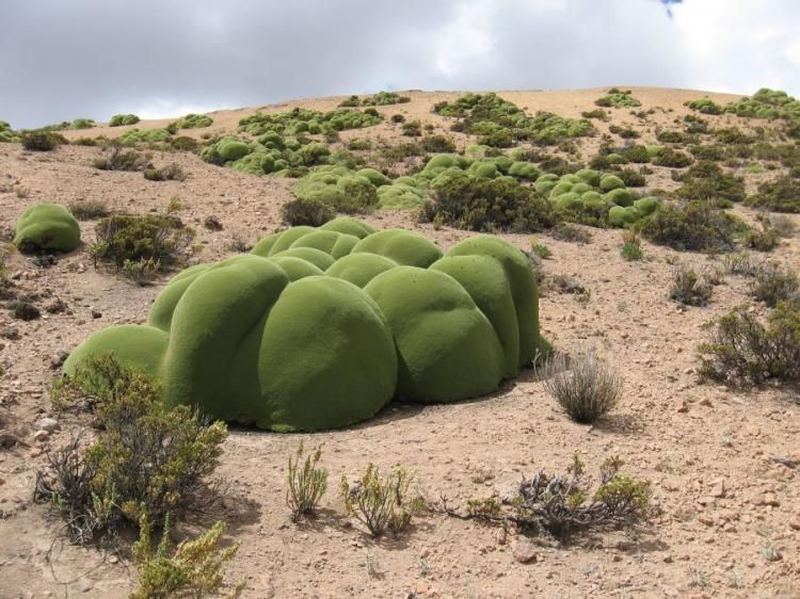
left=746, top=175, right=800, bottom=213
left=541, top=349, right=622, bottom=423
left=685, top=98, right=723, bottom=115
left=442, top=455, right=650, bottom=539
left=749, top=263, right=799, bottom=307
left=341, top=464, right=418, bottom=537
left=620, top=230, right=643, bottom=261
left=670, top=264, right=713, bottom=306
left=68, top=199, right=110, bottom=220
left=92, top=143, right=151, bottom=171
left=144, top=163, right=187, bottom=182
left=171, top=113, right=213, bottom=130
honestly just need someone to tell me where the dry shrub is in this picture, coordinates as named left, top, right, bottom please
left=698, top=303, right=800, bottom=386
left=750, top=263, right=799, bottom=307
left=541, top=349, right=622, bottom=423
left=670, top=264, right=713, bottom=306
left=444, top=455, right=651, bottom=540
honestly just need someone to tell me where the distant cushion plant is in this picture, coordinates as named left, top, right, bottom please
left=64, top=218, right=549, bottom=432
left=14, top=202, right=80, bottom=253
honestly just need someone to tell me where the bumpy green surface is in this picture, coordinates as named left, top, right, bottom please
left=65, top=217, right=548, bottom=431
left=13, top=202, right=81, bottom=253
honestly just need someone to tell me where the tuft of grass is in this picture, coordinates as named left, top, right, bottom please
left=530, top=240, right=552, bottom=259
left=541, top=349, right=622, bottom=423
left=341, top=464, right=419, bottom=537
left=286, top=443, right=328, bottom=521
left=68, top=199, right=109, bottom=220
left=620, top=230, right=643, bottom=261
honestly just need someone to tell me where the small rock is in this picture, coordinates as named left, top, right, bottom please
left=677, top=401, right=689, bottom=413
left=35, top=417, right=59, bottom=433
left=698, top=515, right=715, bottom=526
left=50, top=350, right=69, bottom=369
left=513, top=540, right=538, bottom=564
left=78, top=578, right=92, bottom=593
left=90, top=308, right=102, bottom=319
left=0, top=326, right=20, bottom=340
left=789, top=519, right=800, bottom=531
left=33, top=430, right=49, bottom=442
left=699, top=398, right=713, bottom=407
left=762, top=492, right=780, bottom=507
left=710, top=478, right=726, bottom=498
left=44, top=298, right=68, bottom=314
left=9, top=300, right=40, bottom=321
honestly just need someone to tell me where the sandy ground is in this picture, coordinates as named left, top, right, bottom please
left=0, top=88, right=799, bottom=598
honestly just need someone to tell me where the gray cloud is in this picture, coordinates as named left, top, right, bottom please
left=2, top=0, right=798, bottom=128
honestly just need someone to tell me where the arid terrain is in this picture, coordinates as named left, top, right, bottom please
left=0, top=87, right=798, bottom=598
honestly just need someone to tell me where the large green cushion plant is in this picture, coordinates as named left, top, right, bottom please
left=14, top=202, right=80, bottom=253
left=65, top=217, right=548, bottom=431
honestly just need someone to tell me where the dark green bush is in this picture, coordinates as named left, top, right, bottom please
left=170, top=136, right=199, bottom=152
left=677, top=161, right=746, bottom=206
left=652, top=148, right=693, bottom=168
left=421, top=135, right=456, bottom=153
left=685, top=98, right=723, bottom=115
left=698, top=303, right=800, bottom=386
left=402, top=120, right=422, bottom=137
left=595, top=89, right=641, bottom=108
left=616, top=168, right=646, bottom=187
left=390, top=114, right=406, bottom=124
left=282, top=198, right=335, bottom=227
left=422, top=176, right=557, bottom=233
left=92, top=144, right=151, bottom=171
left=21, top=130, right=65, bottom=151
left=746, top=176, right=800, bottom=213
left=637, top=201, right=744, bottom=252
left=744, top=224, right=780, bottom=252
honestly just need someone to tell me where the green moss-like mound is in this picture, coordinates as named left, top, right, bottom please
left=64, top=220, right=548, bottom=431
left=14, top=202, right=81, bottom=253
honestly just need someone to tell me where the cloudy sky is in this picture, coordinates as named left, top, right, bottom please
left=2, top=0, right=799, bottom=128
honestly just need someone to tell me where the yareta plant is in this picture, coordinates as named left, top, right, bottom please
left=14, top=202, right=81, bottom=253
left=64, top=218, right=549, bottom=432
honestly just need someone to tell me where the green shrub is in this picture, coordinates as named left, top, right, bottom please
left=282, top=197, right=335, bottom=226
left=341, top=464, right=417, bottom=537
left=595, top=89, right=641, bottom=108
left=13, top=202, right=81, bottom=253
left=685, top=98, right=723, bottom=115
left=746, top=176, right=800, bottom=213
left=698, top=303, right=800, bottom=386
left=616, top=168, right=646, bottom=187
left=131, top=514, right=241, bottom=599
left=390, top=113, right=406, bottom=124
left=286, top=443, right=328, bottom=521
left=656, top=130, right=689, bottom=144
left=118, top=128, right=172, bottom=145
left=422, top=175, right=557, bottom=233
left=531, top=241, right=552, bottom=259
left=581, top=109, right=609, bottom=121
left=637, top=201, right=743, bottom=252
left=402, top=120, right=422, bottom=137
left=71, top=118, right=95, bottom=130
left=91, top=214, right=194, bottom=272
left=170, top=136, right=199, bottom=152
left=669, top=264, right=713, bottom=306
left=20, top=130, right=64, bottom=151
left=652, top=148, right=693, bottom=168
left=109, top=113, right=140, bottom=127
left=724, top=88, right=800, bottom=120
left=37, top=355, right=227, bottom=543
left=172, top=113, right=213, bottom=129
left=293, top=166, right=379, bottom=214
left=542, top=349, right=622, bottom=423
